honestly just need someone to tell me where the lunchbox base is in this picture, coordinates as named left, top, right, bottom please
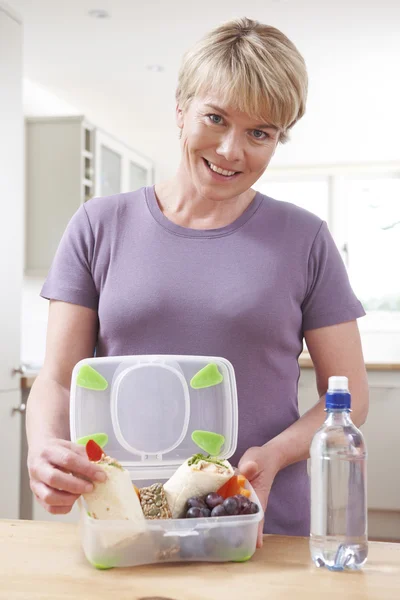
left=88, top=550, right=255, bottom=570
left=83, top=528, right=258, bottom=569
left=89, top=561, right=115, bottom=570
left=80, top=482, right=263, bottom=569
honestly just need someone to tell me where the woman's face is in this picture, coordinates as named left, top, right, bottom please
left=176, top=95, right=280, bottom=201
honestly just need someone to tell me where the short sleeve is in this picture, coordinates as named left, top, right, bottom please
left=302, top=222, right=365, bottom=331
left=40, top=205, right=99, bottom=310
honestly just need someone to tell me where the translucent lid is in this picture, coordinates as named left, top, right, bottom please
left=70, top=355, right=238, bottom=479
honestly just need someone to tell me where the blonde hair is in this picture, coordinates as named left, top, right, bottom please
left=176, top=17, right=308, bottom=143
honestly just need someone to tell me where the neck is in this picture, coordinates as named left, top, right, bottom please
left=325, top=409, right=352, bottom=425
left=154, top=169, right=256, bottom=230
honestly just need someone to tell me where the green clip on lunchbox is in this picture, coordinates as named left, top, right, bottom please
left=70, top=355, right=263, bottom=568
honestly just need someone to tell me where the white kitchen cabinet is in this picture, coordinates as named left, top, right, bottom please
left=298, top=365, right=400, bottom=540
left=25, top=117, right=154, bottom=275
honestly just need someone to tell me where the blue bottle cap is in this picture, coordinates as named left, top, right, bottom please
left=325, top=391, right=351, bottom=410
left=325, top=376, right=351, bottom=410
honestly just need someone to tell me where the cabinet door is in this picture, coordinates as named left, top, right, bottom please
left=298, top=368, right=318, bottom=415
left=362, top=382, right=400, bottom=510
left=127, top=149, right=153, bottom=191
left=129, top=160, right=149, bottom=190
left=95, top=130, right=124, bottom=197
left=0, top=7, right=23, bottom=518
left=94, top=130, right=153, bottom=197
left=0, top=390, right=21, bottom=518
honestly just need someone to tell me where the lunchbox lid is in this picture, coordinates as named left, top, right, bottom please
left=70, top=355, right=238, bottom=480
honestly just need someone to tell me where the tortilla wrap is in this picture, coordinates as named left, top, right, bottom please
left=164, top=458, right=234, bottom=518
left=83, top=461, right=147, bottom=548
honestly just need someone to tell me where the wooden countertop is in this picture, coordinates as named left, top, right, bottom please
left=1, top=520, right=399, bottom=600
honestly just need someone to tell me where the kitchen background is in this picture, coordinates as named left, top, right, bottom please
left=1, top=0, right=399, bottom=538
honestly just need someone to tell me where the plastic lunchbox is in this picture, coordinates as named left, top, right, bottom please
left=70, top=355, right=263, bottom=568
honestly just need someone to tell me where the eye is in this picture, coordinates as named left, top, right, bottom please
left=207, top=114, right=224, bottom=125
left=251, top=129, right=269, bottom=140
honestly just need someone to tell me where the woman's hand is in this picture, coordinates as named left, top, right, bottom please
left=238, top=445, right=282, bottom=548
left=28, top=438, right=107, bottom=515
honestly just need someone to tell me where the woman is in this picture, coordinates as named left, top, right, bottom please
left=26, top=17, right=368, bottom=546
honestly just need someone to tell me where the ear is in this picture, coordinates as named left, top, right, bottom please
left=176, top=104, right=184, bottom=129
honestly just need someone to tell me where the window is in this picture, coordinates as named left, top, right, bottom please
left=256, top=165, right=400, bottom=350
left=343, top=176, right=400, bottom=312
left=256, top=177, right=329, bottom=222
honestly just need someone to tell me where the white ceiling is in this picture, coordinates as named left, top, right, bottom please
left=5, top=0, right=400, bottom=175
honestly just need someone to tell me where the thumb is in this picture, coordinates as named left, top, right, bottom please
left=238, top=459, right=260, bottom=482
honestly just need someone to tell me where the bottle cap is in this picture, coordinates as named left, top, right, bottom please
left=326, top=375, right=351, bottom=410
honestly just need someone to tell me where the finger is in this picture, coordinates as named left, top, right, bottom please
left=36, top=494, right=73, bottom=515
left=238, top=460, right=260, bottom=481
left=35, top=463, right=95, bottom=495
left=31, top=480, right=80, bottom=508
left=43, top=446, right=107, bottom=483
left=43, top=438, right=85, bottom=453
left=48, top=506, right=73, bottom=515
left=60, top=440, right=91, bottom=458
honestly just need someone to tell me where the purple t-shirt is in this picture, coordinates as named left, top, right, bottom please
left=41, top=186, right=365, bottom=536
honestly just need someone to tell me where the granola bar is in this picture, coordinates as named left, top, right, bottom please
left=139, top=483, right=172, bottom=519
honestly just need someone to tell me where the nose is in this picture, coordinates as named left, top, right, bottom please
left=215, top=129, right=244, bottom=164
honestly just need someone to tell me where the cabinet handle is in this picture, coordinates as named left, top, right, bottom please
left=11, top=365, right=28, bottom=376
left=12, top=403, right=26, bottom=415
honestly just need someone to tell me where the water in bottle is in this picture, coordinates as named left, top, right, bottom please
left=310, top=376, right=368, bottom=570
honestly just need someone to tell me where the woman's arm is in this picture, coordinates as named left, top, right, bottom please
left=26, top=300, right=107, bottom=514
left=239, top=320, right=369, bottom=545
left=265, top=319, right=369, bottom=468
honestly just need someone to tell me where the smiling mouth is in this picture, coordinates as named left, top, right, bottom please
left=203, top=159, right=240, bottom=178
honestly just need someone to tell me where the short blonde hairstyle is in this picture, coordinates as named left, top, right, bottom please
left=176, top=17, right=308, bottom=143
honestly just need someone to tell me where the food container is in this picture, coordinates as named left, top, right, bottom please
left=70, top=355, right=263, bottom=568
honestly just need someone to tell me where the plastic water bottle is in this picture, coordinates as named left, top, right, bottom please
left=310, top=376, right=368, bottom=570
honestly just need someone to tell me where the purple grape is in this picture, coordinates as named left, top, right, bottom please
left=205, top=493, right=224, bottom=509
left=240, top=501, right=259, bottom=515
left=186, top=506, right=202, bottom=518
left=223, top=497, right=240, bottom=515
left=236, top=493, right=249, bottom=503
left=187, top=497, right=206, bottom=510
left=240, top=505, right=252, bottom=515
left=249, top=502, right=259, bottom=514
left=233, top=494, right=251, bottom=512
left=200, top=507, right=211, bottom=518
left=211, top=504, right=227, bottom=517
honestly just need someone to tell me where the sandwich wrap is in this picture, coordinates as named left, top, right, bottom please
left=83, top=456, right=146, bottom=549
left=164, top=456, right=234, bottom=518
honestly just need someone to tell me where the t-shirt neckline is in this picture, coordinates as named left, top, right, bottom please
left=145, top=185, right=263, bottom=239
